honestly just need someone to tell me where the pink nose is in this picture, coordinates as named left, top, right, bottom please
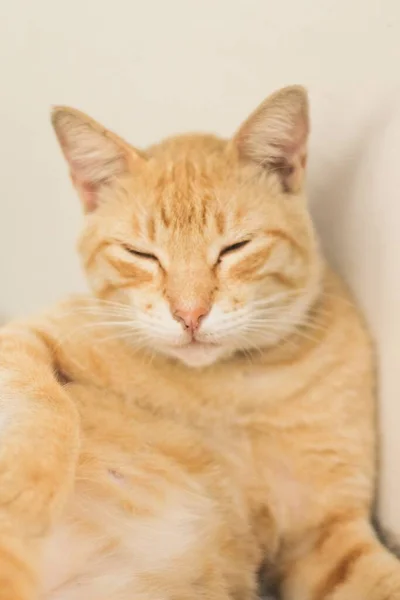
left=174, top=305, right=210, bottom=333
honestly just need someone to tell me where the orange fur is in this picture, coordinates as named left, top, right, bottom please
left=0, top=86, right=399, bottom=600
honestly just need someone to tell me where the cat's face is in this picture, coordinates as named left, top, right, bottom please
left=52, top=86, right=322, bottom=367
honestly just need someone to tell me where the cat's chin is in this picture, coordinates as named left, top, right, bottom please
left=161, top=342, right=230, bottom=368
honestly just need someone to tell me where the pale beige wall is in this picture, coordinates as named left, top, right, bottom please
left=0, top=0, right=399, bottom=528
left=335, top=101, right=400, bottom=534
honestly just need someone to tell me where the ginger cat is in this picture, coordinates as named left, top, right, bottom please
left=0, top=85, right=399, bottom=600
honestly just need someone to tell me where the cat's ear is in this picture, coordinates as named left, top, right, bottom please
left=235, top=85, right=309, bottom=193
left=51, top=107, right=145, bottom=212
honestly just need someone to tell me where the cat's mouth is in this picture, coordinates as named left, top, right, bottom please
left=164, top=337, right=219, bottom=351
left=167, top=337, right=225, bottom=367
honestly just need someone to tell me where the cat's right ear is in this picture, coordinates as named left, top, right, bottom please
left=51, top=107, right=145, bottom=212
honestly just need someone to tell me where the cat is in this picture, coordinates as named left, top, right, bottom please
left=0, top=85, right=399, bottom=600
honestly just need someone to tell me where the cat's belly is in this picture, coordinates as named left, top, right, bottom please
left=40, top=468, right=221, bottom=600
left=37, top=382, right=262, bottom=599
left=39, top=440, right=260, bottom=599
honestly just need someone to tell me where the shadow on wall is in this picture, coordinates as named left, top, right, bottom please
left=311, top=91, right=400, bottom=535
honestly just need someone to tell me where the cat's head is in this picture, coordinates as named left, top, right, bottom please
left=52, top=86, right=322, bottom=367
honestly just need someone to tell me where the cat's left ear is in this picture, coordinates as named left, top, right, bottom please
left=51, top=107, right=145, bottom=212
left=235, top=85, right=309, bottom=193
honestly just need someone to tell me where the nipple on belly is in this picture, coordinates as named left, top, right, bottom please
left=107, top=468, right=125, bottom=485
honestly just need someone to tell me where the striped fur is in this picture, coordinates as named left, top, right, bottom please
left=0, top=86, right=398, bottom=600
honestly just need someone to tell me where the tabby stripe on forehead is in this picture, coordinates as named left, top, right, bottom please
left=215, top=211, right=225, bottom=235
left=160, top=205, right=170, bottom=228
left=147, top=216, right=156, bottom=242
left=107, top=256, right=153, bottom=284
left=201, top=203, right=208, bottom=227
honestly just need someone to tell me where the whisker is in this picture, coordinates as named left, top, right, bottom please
left=75, top=306, right=130, bottom=315
left=97, top=330, right=150, bottom=345
left=86, top=298, right=133, bottom=309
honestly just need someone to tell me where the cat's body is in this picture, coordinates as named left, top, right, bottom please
left=4, top=270, right=376, bottom=600
left=0, top=87, right=399, bottom=599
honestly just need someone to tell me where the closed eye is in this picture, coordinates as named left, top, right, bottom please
left=218, top=240, right=250, bottom=261
left=122, top=245, right=158, bottom=261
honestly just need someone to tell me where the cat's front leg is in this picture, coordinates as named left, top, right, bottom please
left=281, top=515, right=400, bottom=600
left=0, top=323, right=79, bottom=600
